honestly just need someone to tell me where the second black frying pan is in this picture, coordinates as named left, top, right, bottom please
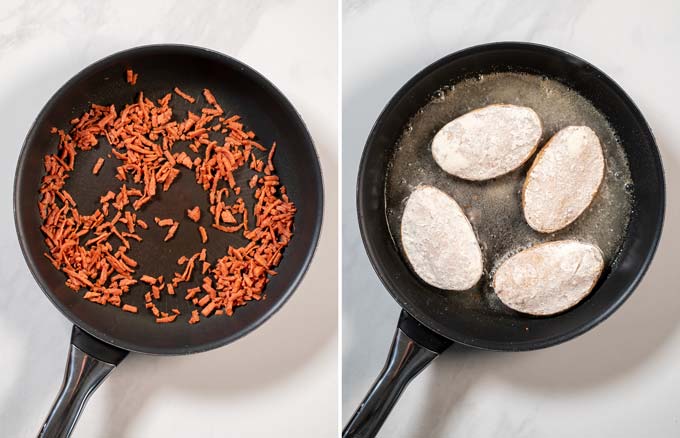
left=344, top=42, right=665, bottom=437
left=14, top=45, right=323, bottom=437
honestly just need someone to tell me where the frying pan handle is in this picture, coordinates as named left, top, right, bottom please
left=38, top=326, right=128, bottom=438
left=343, top=310, right=452, bottom=438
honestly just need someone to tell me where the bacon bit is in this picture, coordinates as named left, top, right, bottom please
left=122, top=304, right=138, bottom=313
left=203, top=88, right=217, bottom=105
left=163, top=149, right=176, bottom=165
left=198, top=225, right=208, bottom=243
left=188, top=310, right=200, bottom=324
left=176, top=151, right=194, bottom=168
left=156, top=314, right=177, bottom=323
left=83, top=291, right=100, bottom=300
left=185, top=287, right=200, bottom=300
left=172, top=308, right=181, bottom=315
left=174, top=252, right=200, bottom=285
left=163, top=168, right=179, bottom=191
left=267, top=142, right=277, bottom=171
left=212, top=223, right=243, bottom=233
left=202, top=261, right=210, bottom=274
left=121, top=232, right=142, bottom=242
left=164, top=221, right=179, bottom=241
left=136, top=219, right=148, bottom=229
left=92, top=158, right=105, bottom=175
left=126, top=69, right=138, bottom=85
left=61, top=190, right=76, bottom=206
left=174, top=87, right=195, bottom=103
left=140, top=275, right=157, bottom=285
left=155, top=217, right=174, bottom=227
left=249, top=174, right=258, bottom=188
left=151, top=285, right=161, bottom=300
left=199, top=248, right=207, bottom=261
left=177, top=255, right=188, bottom=265
left=119, top=252, right=138, bottom=268
left=201, top=301, right=216, bottom=317
left=221, top=209, right=237, bottom=224
left=198, top=294, right=211, bottom=307
left=123, top=211, right=135, bottom=232
left=202, top=280, right=216, bottom=297
left=187, top=206, right=201, bottom=222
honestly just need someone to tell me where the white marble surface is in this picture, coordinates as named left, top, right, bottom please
left=0, top=0, right=338, bottom=437
left=343, top=0, right=680, bottom=437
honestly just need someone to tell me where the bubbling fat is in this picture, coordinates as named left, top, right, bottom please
left=386, top=72, right=632, bottom=313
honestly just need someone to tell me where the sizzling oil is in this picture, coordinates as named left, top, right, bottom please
left=385, top=72, right=633, bottom=312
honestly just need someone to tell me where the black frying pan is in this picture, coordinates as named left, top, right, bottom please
left=344, top=42, right=665, bottom=437
left=14, top=45, right=323, bottom=437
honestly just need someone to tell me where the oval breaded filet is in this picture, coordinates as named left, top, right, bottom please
left=400, top=185, right=483, bottom=290
left=431, top=104, right=542, bottom=180
left=493, top=240, right=604, bottom=316
left=523, top=126, right=605, bottom=233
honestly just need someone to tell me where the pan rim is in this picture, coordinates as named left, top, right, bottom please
left=14, top=43, right=324, bottom=355
left=356, top=41, right=666, bottom=351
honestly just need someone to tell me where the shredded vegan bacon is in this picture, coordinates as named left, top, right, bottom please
left=174, top=87, right=195, bottom=103
left=92, top=157, right=105, bottom=175
left=126, top=69, right=138, bottom=85
left=155, top=217, right=174, bottom=227
left=156, top=314, right=177, bottom=323
left=38, top=72, right=296, bottom=324
left=122, top=304, right=138, bottom=313
left=187, top=206, right=201, bottom=222
left=203, top=88, right=217, bottom=105
left=164, top=221, right=179, bottom=241
left=140, top=275, right=157, bottom=285
left=198, top=225, right=208, bottom=243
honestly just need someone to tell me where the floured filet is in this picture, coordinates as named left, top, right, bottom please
left=431, top=104, right=542, bottom=180
left=493, top=240, right=604, bottom=316
left=400, top=185, right=483, bottom=290
left=523, top=126, right=605, bottom=233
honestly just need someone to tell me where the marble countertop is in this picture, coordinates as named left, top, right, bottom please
left=342, top=0, right=680, bottom=437
left=0, top=0, right=337, bottom=437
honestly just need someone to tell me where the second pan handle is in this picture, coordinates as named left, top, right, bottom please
left=343, top=310, right=452, bottom=438
left=38, top=326, right=128, bottom=438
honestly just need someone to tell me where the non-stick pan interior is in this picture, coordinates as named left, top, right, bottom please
left=357, top=43, right=664, bottom=350
left=15, top=45, right=323, bottom=354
